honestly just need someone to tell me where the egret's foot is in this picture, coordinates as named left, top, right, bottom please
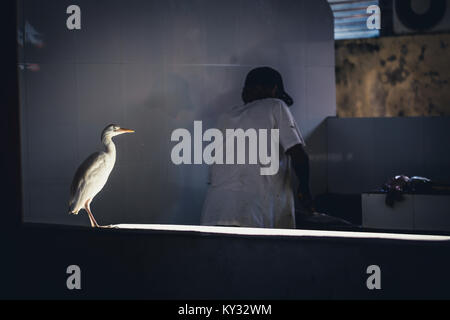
left=99, top=224, right=119, bottom=229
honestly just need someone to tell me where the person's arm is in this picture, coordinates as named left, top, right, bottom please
left=286, top=143, right=314, bottom=210
left=274, top=100, right=312, bottom=208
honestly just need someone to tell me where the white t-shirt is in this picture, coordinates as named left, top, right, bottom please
left=200, top=98, right=305, bottom=228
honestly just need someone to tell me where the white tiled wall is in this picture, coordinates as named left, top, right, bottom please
left=19, top=0, right=336, bottom=226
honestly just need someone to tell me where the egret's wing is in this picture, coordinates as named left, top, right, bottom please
left=69, top=152, right=105, bottom=204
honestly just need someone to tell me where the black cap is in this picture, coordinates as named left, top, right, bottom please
left=243, top=67, right=293, bottom=106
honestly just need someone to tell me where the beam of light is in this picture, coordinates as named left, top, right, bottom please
left=112, top=224, right=450, bottom=241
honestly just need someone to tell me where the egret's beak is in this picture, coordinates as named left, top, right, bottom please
left=118, top=128, right=135, bottom=133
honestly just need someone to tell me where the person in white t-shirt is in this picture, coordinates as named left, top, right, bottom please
left=201, top=67, right=313, bottom=229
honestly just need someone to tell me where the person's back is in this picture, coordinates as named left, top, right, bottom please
left=201, top=98, right=305, bottom=228
left=201, top=67, right=310, bottom=229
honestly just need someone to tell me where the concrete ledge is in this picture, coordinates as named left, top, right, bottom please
left=113, top=224, right=450, bottom=241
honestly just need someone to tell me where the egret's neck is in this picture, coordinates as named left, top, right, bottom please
left=102, top=136, right=116, bottom=161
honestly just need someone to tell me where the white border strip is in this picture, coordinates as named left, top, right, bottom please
left=114, top=224, right=450, bottom=241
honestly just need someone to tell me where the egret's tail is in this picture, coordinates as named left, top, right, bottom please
left=68, top=202, right=80, bottom=215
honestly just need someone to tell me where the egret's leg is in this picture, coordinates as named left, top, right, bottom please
left=85, top=199, right=100, bottom=228
left=85, top=203, right=95, bottom=227
left=84, top=200, right=117, bottom=228
left=86, top=213, right=96, bottom=228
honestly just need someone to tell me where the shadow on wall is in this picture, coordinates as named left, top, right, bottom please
left=112, top=72, right=206, bottom=225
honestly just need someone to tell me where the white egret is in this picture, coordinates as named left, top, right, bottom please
left=69, top=124, right=134, bottom=227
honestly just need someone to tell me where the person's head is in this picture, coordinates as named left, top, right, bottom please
left=241, top=67, right=293, bottom=106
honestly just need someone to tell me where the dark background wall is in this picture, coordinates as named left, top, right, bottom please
left=18, top=0, right=336, bottom=227
left=327, top=116, right=450, bottom=194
